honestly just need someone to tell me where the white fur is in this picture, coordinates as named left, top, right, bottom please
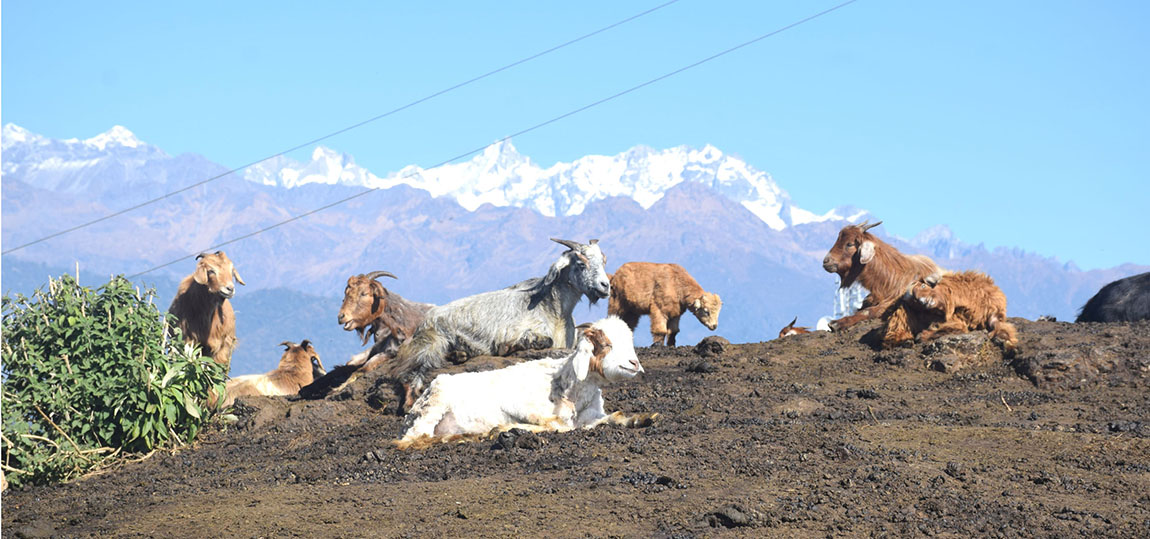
left=398, top=316, right=644, bottom=442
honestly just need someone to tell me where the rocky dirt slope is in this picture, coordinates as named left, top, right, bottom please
left=3, top=319, right=1148, bottom=537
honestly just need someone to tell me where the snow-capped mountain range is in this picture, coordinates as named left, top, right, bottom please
left=3, top=124, right=1146, bottom=375
left=242, top=136, right=855, bottom=230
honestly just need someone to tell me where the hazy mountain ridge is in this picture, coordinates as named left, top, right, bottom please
left=3, top=125, right=1145, bottom=375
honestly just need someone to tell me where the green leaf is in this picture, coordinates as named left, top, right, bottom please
left=183, top=392, right=201, bottom=420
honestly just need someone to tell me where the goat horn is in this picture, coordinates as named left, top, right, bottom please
left=299, top=339, right=311, bottom=349
left=861, top=220, right=883, bottom=232
left=550, top=238, right=582, bottom=251
left=787, top=316, right=797, bottom=328
left=195, top=252, right=209, bottom=260
left=365, top=271, right=397, bottom=281
left=279, top=341, right=297, bottom=349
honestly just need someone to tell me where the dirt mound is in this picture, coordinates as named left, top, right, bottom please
left=4, top=320, right=1148, bottom=537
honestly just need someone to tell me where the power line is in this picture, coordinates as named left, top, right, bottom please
left=2, top=0, right=682, bottom=256
left=125, top=0, right=860, bottom=279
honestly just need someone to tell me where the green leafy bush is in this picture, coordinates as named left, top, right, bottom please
left=2, top=274, right=228, bottom=488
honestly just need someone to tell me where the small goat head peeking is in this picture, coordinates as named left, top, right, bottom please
left=193, top=251, right=245, bottom=299
left=822, top=220, right=883, bottom=276
left=574, top=320, right=643, bottom=383
left=280, top=339, right=327, bottom=380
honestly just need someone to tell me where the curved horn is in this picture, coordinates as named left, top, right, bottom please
left=786, top=316, right=798, bottom=328
left=279, top=341, right=297, bottom=349
left=550, top=238, right=583, bottom=252
left=365, top=271, right=397, bottom=281
left=861, top=220, right=883, bottom=232
left=195, top=252, right=209, bottom=260
left=299, top=339, right=312, bottom=349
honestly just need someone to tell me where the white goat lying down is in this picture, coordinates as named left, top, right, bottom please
left=395, top=316, right=657, bottom=449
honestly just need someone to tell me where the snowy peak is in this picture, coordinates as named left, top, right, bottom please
left=82, top=125, right=142, bottom=150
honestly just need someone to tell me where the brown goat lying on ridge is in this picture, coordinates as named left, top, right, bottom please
left=822, top=221, right=943, bottom=332
left=221, top=340, right=326, bottom=408
left=302, top=271, right=434, bottom=397
left=608, top=262, right=721, bottom=346
left=168, top=251, right=245, bottom=371
left=337, top=271, right=433, bottom=368
left=881, top=271, right=1018, bottom=351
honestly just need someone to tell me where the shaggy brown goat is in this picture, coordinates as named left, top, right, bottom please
left=822, top=221, right=942, bottom=332
left=221, top=340, right=326, bottom=408
left=336, top=271, right=434, bottom=369
left=778, top=317, right=812, bottom=338
left=301, top=271, right=437, bottom=398
left=881, top=271, right=1018, bottom=351
left=608, top=262, right=722, bottom=346
left=168, top=251, right=245, bottom=370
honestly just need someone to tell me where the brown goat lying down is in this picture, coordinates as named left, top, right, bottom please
left=337, top=271, right=433, bottom=370
left=222, top=340, right=326, bottom=408
left=881, top=271, right=1018, bottom=351
left=608, top=262, right=722, bottom=346
left=300, top=271, right=436, bottom=399
left=822, top=221, right=943, bottom=332
left=778, top=317, right=812, bottom=339
left=168, top=251, right=245, bottom=371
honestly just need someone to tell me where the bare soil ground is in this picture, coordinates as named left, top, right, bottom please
left=3, top=319, right=1149, bottom=538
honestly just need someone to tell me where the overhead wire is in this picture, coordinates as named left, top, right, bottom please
left=126, top=0, right=860, bottom=279
left=122, top=0, right=862, bottom=279
left=2, top=0, right=683, bottom=256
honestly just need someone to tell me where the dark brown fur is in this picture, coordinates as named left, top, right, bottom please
left=336, top=272, right=433, bottom=371
left=608, top=262, right=722, bottom=346
left=168, top=251, right=245, bottom=370
left=822, top=221, right=941, bottom=332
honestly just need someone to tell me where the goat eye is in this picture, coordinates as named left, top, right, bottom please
left=207, top=269, right=216, bottom=276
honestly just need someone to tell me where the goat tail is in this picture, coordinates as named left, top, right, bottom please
left=990, top=319, right=1019, bottom=353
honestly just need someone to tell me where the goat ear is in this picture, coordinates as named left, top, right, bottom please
left=693, top=298, right=702, bottom=310
left=193, top=263, right=209, bottom=285
left=232, top=267, right=246, bottom=286
left=859, top=240, right=876, bottom=264
left=543, top=254, right=572, bottom=286
left=573, top=330, right=596, bottom=381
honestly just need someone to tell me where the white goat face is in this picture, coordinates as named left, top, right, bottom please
left=548, top=239, right=611, bottom=303
left=575, top=316, right=643, bottom=383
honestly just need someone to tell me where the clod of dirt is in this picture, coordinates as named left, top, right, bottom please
left=944, top=461, right=968, bottom=481
left=701, top=504, right=754, bottom=528
left=920, top=332, right=1000, bottom=373
left=845, top=388, right=880, bottom=400
left=490, top=428, right=542, bottom=450
left=694, top=336, right=729, bottom=357
left=684, top=359, right=718, bottom=374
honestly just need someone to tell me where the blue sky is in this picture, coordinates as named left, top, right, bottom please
left=4, top=1, right=1148, bottom=270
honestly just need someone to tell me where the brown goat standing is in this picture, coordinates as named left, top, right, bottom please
left=822, top=221, right=942, bottom=332
left=168, top=251, right=244, bottom=371
left=608, top=262, right=722, bottom=346
left=778, top=317, right=812, bottom=339
left=883, top=271, right=1018, bottom=351
left=221, top=340, right=326, bottom=408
